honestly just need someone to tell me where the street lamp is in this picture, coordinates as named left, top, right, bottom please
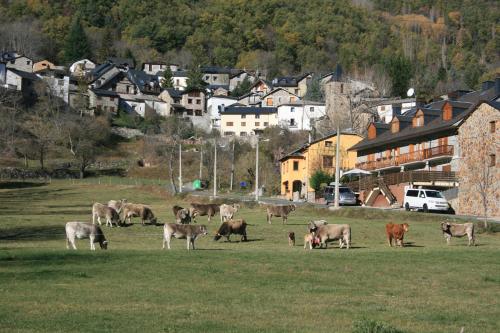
left=255, top=135, right=270, bottom=201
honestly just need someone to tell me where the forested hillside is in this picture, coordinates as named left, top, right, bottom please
left=0, top=0, right=498, bottom=97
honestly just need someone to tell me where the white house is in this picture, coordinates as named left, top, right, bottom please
left=173, top=70, right=188, bottom=91
left=206, top=95, right=238, bottom=129
left=376, top=98, right=416, bottom=123
left=37, top=69, right=70, bottom=104
left=277, top=101, right=326, bottom=131
left=69, top=59, right=96, bottom=77
left=143, top=63, right=179, bottom=75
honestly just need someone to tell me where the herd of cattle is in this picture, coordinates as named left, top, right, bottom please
left=65, top=199, right=477, bottom=251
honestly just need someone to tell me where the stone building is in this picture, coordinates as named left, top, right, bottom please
left=457, top=101, right=499, bottom=218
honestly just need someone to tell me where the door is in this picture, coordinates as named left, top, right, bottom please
left=416, top=190, right=426, bottom=209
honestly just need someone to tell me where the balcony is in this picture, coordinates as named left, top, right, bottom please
left=356, top=145, right=454, bottom=171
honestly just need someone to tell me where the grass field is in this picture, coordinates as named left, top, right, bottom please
left=0, top=181, right=499, bottom=333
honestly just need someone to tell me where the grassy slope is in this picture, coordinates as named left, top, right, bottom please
left=0, top=182, right=499, bottom=333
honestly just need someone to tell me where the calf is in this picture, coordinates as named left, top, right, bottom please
left=214, top=219, right=248, bottom=242
left=441, top=222, right=475, bottom=246
left=288, top=231, right=295, bottom=246
left=386, top=223, right=409, bottom=247
left=266, top=204, right=296, bottom=224
left=313, top=224, right=351, bottom=249
left=92, top=202, right=121, bottom=227
left=189, top=203, right=220, bottom=223
left=65, top=221, right=108, bottom=250
left=163, top=224, right=208, bottom=250
left=220, top=203, right=240, bottom=223
left=122, top=203, right=157, bottom=226
left=108, top=199, right=127, bottom=213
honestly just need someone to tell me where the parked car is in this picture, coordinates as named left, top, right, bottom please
left=403, top=188, right=450, bottom=213
left=324, top=185, right=357, bottom=205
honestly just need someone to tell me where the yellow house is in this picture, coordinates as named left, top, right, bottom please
left=279, top=131, right=363, bottom=200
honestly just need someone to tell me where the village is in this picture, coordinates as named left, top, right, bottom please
left=1, top=51, right=498, bottom=219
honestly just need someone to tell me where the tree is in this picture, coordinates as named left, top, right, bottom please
left=309, top=170, right=334, bottom=192
left=230, top=76, right=252, bottom=98
left=305, top=75, right=324, bottom=102
left=65, top=115, right=110, bottom=178
left=64, top=17, right=92, bottom=63
left=160, top=67, right=174, bottom=89
left=385, top=55, right=413, bottom=97
left=186, top=65, right=208, bottom=91
left=22, top=114, right=56, bottom=169
left=97, top=27, right=115, bottom=62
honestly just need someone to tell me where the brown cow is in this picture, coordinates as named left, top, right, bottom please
left=213, top=219, right=248, bottom=242
left=266, top=204, right=296, bottom=224
left=386, top=223, right=409, bottom=247
left=189, top=203, right=220, bottom=223
left=122, top=203, right=157, bottom=226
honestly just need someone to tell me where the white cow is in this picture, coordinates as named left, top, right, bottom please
left=92, top=203, right=121, bottom=227
left=108, top=199, right=127, bottom=214
left=220, top=203, right=240, bottom=223
left=65, top=222, right=108, bottom=250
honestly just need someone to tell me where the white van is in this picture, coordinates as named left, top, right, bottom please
left=403, top=188, right=450, bottom=212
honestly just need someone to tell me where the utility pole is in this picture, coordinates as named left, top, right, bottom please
left=230, top=139, right=235, bottom=191
left=199, top=148, right=203, bottom=179
left=255, top=136, right=259, bottom=201
left=213, top=139, right=217, bottom=197
left=178, top=143, right=182, bottom=193
left=334, top=125, right=340, bottom=208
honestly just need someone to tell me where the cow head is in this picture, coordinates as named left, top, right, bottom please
left=100, top=240, right=108, bottom=250
left=291, top=204, right=296, bottom=211
left=200, top=225, right=208, bottom=235
left=402, top=223, right=409, bottom=232
left=441, top=222, right=451, bottom=234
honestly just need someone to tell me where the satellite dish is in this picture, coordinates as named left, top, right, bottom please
left=407, top=88, right=415, bottom=97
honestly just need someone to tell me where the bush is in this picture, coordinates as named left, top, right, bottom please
left=309, top=170, right=334, bottom=192
left=352, top=319, right=406, bottom=333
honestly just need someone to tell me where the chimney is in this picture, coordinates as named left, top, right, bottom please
left=495, top=77, right=500, bottom=96
left=482, top=80, right=495, bottom=91
left=392, top=103, right=402, bottom=116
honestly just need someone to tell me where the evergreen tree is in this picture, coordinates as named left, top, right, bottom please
left=64, top=17, right=92, bottom=64
left=304, top=75, right=324, bottom=102
left=186, top=65, right=208, bottom=91
left=385, top=55, right=414, bottom=98
left=230, top=76, right=252, bottom=97
left=161, top=67, right=174, bottom=89
left=97, top=27, right=115, bottom=62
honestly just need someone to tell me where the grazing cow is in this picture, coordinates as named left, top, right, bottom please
left=163, top=224, right=208, bottom=250
left=108, top=199, right=127, bottom=213
left=266, top=204, right=296, bottom=224
left=312, top=224, right=351, bottom=249
left=176, top=208, right=191, bottom=224
left=441, top=222, right=475, bottom=246
left=288, top=231, right=295, bottom=246
left=172, top=205, right=184, bottom=216
left=189, top=203, right=220, bottom=223
left=122, top=203, right=157, bottom=226
left=65, top=221, right=108, bottom=250
left=214, top=219, right=248, bottom=242
left=386, top=223, right=409, bottom=247
left=219, top=203, right=240, bottom=223
left=92, top=202, right=121, bottom=227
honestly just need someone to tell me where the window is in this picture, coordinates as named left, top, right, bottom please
left=406, top=190, right=419, bottom=197
left=241, top=114, right=246, bottom=119
left=27, top=60, right=31, bottom=65
left=176, top=79, right=179, bottom=85
left=214, top=76, right=218, bottom=81
left=241, top=122, right=246, bottom=126
left=149, top=64, right=152, bottom=71
left=310, top=107, right=314, bottom=112
left=240, top=132, right=247, bottom=136
left=290, top=96, right=296, bottom=102
left=264, top=122, right=268, bottom=126
left=266, top=98, right=273, bottom=106
left=110, top=97, right=115, bottom=102
left=391, top=121, right=399, bottom=133
left=490, top=154, right=496, bottom=167
left=340, top=83, right=344, bottom=94
left=97, top=96, right=102, bottom=101
left=255, top=122, right=260, bottom=126
left=325, top=141, right=333, bottom=147
left=226, top=122, right=234, bottom=126
left=290, top=119, right=295, bottom=126
left=205, top=76, right=209, bottom=80
left=491, top=121, right=496, bottom=133
left=291, top=107, right=295, bottom=113
left=425, top=191, right=444, bottom=198
left=293, top=161, right=299, bottom=170
left=196, top=99, right=201, bottom=105
left=323, top=156, right=333, bottom=168
left=188, top=98, right=193, bottom=104
left=255, top=114, right=260, bottom=119
left=294, top=89, right=299, bottom=95
left=419, top=191, right=426, bottom=198
left=414, top=115, right=424, bottom=127
left=380, top=106, right=385, bottom=111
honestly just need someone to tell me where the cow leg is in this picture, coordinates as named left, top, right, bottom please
left=70, top=239, right=77, bottom=250
left=90, top=236, right=95, bottom=250
left=339, top=239, right=344, bottom=249
left=267, top=214, right=271, bottom=224
left=388, top=236, right=393, bottom=247
left=92, top=213, right=96, bottom=225
left=445, top=235, right=451, bottom=245
left=346, top=237, right=350, bottom=250
left=242, top=233, right=247, bottom=242
left=283, top=216, right=286, bottom=225
left=400, top=237, right=405, bottom=247
left=97, top=216, right=102, bottom=226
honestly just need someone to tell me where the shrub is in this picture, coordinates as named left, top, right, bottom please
left=309, top=170, right=334, bottom=192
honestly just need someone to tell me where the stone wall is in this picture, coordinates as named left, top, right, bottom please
left=457, top=103, right=499, bottom=218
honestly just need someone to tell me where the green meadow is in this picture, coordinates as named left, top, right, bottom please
left=0, top=181, right=499, bottom=333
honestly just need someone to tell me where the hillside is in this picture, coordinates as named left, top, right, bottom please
left=0, top=0, right=498, bottom=97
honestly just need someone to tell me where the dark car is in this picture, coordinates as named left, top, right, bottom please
left=324, top=185, right=357, bottom=205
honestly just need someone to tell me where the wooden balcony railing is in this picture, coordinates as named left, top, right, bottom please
left=344, top=170, right=458, bottom=192
left=356, top=145, right=454, bottom=171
